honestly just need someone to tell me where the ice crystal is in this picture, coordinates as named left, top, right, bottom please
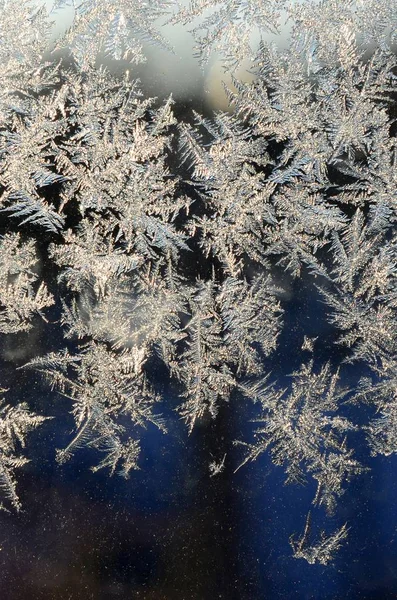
left=0, top=0, right=395, bottom=565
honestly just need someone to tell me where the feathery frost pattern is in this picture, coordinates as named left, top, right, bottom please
left=236, top=361, right=364, bottom=516
left=0, top=0, right=396, bottom=566
left=0, top=389, right=47, bottom=511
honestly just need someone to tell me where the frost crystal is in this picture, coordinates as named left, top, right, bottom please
left=0, top=0, right=395, bottom=567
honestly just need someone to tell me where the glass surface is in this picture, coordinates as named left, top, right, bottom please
left=0, top=2, right=396, bottom=599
